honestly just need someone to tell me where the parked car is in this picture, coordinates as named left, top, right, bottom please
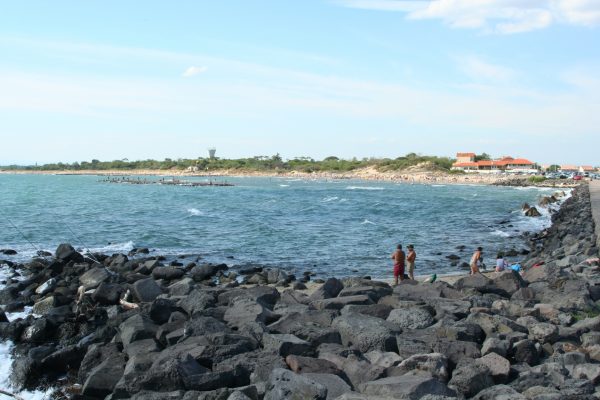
left=573, top=175, right=583, bottom=181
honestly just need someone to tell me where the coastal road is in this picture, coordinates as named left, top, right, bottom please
left=590, top=181, right=600, bottom=248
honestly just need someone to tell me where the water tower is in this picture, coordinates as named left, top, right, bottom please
left=208, top=148, right=216, bottom=159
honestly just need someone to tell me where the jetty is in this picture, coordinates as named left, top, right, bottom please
left=99, top=176, right=234, bottom=187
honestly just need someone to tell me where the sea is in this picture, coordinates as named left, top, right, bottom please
left=0, top=173, right=568, bottom=398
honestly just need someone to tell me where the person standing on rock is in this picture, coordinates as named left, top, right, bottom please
left=470, top=246, right=482, bottom=275
left=406, top=244, right=416, bottom=280
left=392, top=244, right=406, bottom=286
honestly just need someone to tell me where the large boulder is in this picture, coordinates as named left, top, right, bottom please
left=79, top=267, right=111, bottom=290
left=448, top=358, right=493, bottom=398
left=303, top=373, right=352, bottom=399
left=191, top=263, right=228, bottom=281
left=152, top=266, right=185, bottom=281
left=310, top=278, right=344, bottom=301
left=119, top=314, right=159, bottom=346
left=264, top=368, right=327, bottom=400
left=92, top=282, right=123, bottom=305
left=332, top=313, right=401, bottom=353
left=472, top=384, right=526, bottom=400
left=55, top=243, right=84, bottom=263
left=179, top=289, right=216, bottom=316
left=285, top=355, right=342, bottom=376
left=491, top=271, right=527, bottom=295
left=311, top=295, right=373, bottom=311
left=477, top=353, right=510, bottom=383
left=81, top=354, right=126, bottom=398
left=263, top=333, right=313, bottom=357
left=224, top=297, right=280, bottom=328
left=386, top=306, right=434, bottom=330
left=131, top=278, right=162, bottom=302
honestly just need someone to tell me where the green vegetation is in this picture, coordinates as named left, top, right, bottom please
left=572, top=305, right=600, bottom=322
left=1, top=153, right=457, bottom=173
left=474, top=153, right=491, bottom=162
left=528, top=176, right=547, bottom=184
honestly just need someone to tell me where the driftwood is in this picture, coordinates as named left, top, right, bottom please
left=119, top=299, right=139, bottom=310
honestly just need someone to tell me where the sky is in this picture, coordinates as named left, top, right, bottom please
left=1, top=0, right=599, bottom=165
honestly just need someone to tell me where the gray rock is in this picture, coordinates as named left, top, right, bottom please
left=224, top=297, right=280, bottom=328
left=191, top=263, right=228, bottom=281
left=491, top=271, right=527, bottom=295
left=448, top=358, right=493, bottom=398
left=310, top=278, right=344, bottom=301
left=82, top=354, right=126, bottom=398
left=80, top=267, right=111, bottom=290
left=481, top=337, right=509, bottom=357
left=340, top=304, right=393, bottom=320
left=388, top=353, right=449, bottom=382
left=119, top=314, right=159, bottom=346
left=263, top=333, right=313, bottom=357
left=360, top=371, right=456, bottom=399
left=264, top=368, right=327, bottom=400
left=477, top=352, right=510, bottom=382
left=179, top=289, right=216, bottom=316
left=332, top=313, right=401, bottom=353
left=528, top=322, right=558, bottom=344
left=363, top=351, right=403, bottom=368
left=131, top=278, right=162, bottom=302
left=581, top=331, right=600, bottom=348
left=512, top=339, right=539, bottom=365
left=430, top=340, right=481, bottom=367
left=312, top=295, right=373, bottom=311
left=304, top=373, right=352, bottom=399
left=32, top=296, right=57, bottom=315
left=337, top=285, right=392, bottom=302
left=387, top=307, right=434, bottom=329
left=472, top=384, right=526, bottom=400
left=466, top=312, right=527, bottom=336
left=35, top=278, right=57, bottom=295
left=152, top=266, right=185, bottom=280
left=92, top=282, right=123, bottom=305
left=168, top=277, right=195, bottom=296
left=318, top=352, right=385, bottom=389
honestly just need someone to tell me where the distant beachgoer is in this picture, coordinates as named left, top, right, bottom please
left=495, top=253, right=508, bottom=272
left=392, top=244, right=406, bottom=286
left=406, top=244, right=416, bottom=280
left=470, top=247, right=483, bottom=275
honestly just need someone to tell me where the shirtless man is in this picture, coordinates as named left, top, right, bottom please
left=470, top=246, right=483, bottom=275
left=391, top=244, right=406, bottom=286
left=406, top=244, right=416, bottom=280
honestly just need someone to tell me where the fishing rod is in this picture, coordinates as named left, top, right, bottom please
left=46, top=209, right=102, bottom=265
left=0, top=207, right=42, bottom=255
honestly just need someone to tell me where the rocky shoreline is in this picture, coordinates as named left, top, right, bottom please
left=0, top=185, right=599, bottom=399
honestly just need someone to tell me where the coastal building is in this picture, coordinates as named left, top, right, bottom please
left=580, top=166, right=595, bottom=174
left=560, top=165, right=579, bottom=173
left=452, top=153, right=536, bottom=174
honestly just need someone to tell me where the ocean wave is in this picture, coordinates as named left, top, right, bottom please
left=346, top=186, right=384, bottom=191
left=322, top=196, right=339, bottom=202
left=491, top=230, right=510, bottom=238
left=432, top=184, right=446, bottom=187
left=279, top=184, right=290, bottom=187
left=361, top=219, right=376, bottom=225
left=89, top=240, right=135, bottom=253
left=187, top=208, right=204, bottom=216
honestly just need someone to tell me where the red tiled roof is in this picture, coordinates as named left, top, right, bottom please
left=561, top=165, right=578, bottom=170
left=456, top=153, right=475, bottom=157
left=452, top=162, right=478, bottom=167
left=501, top=158, right=533, bottom=165
left=581, top=166, right=594, bottom=171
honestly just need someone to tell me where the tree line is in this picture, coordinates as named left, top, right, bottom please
left=1, top=153, right=459, bottom=173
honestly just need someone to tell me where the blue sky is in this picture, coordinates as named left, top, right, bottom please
left=1, top=0, right=599, bottom=165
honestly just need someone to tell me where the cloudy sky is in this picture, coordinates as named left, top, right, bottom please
left=1, top=0, right=599, bottom=165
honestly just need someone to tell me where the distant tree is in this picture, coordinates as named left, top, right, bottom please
left=474, top=153, right=491, bottom=162
left=548, top=164, right=560, bottom=172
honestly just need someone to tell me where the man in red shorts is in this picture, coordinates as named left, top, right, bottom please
left=391, top=244, right=406, bottom=286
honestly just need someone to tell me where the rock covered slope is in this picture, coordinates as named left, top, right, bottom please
left=0, top=185, right=599, bottom=399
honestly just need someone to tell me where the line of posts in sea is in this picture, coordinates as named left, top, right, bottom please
left=98, top=176, right=234, bottom=187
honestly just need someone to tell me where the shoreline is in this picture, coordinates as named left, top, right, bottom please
left=0, top=167, right=580, bottom=188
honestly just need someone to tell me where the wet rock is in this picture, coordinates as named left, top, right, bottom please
left=81, top=354, right=126, bottom=398
left=55, top=243, right=84, bottom=263
left=191, top=263, right=228, bottom=281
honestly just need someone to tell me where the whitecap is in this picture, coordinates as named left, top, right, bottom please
left=361, top=219, right=376, bottom=225
left=89, top=240, right=135, bottom=253
left=491, top=230, right=510, bottom=238
left=432, top=184, right=446, bottom=187
left=187, top=208, right=204, bottom=216
left=279, top=184, right=290, bottom=187
left=346, top=186, right=384, bottom=191
left=0, top=341, right=54, bottom=399
left=322, top=196, right=339, bottom=202
left=473, top=193, right=478, bottom=197
left=339, top=198, right=348, bottom=203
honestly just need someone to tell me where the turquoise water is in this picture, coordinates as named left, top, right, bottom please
left=0, top=174, right=561, bottom=278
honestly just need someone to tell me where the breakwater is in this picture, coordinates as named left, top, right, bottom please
left=0, top=184, right=599, bottom=399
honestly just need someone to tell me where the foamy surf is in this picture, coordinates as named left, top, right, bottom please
left=322, top=196, right=339, bottom=202
left=187, top=208, right=204, bottom=216
left=89, top=240, right=135, bottom=254
left=346, top=186, right=384, bottom=191
left=361, top=219, right=376, bottom=225
left=491, top=230, right=511, bottom=238
left=279, top=184, right=290, bottom=187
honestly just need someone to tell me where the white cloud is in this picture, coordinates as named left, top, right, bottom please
left=182, top=66, right=208, bottom=77
left=335, top=0, right=600, bottom=33
left=458, top=56, right=517, bottom=81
